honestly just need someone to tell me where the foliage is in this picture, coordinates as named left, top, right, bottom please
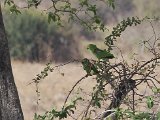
left=4, top=0, right=160, bottom=120
left=3, top=9, right=81, bottom=62
left=34, top=97, right=82, bottom=120
left=105, top=17, right=142, bottom=50
left=30, top=15, right=160, bottom=120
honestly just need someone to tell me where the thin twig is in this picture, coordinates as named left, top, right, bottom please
left=63, top=74, right=88, bottom=108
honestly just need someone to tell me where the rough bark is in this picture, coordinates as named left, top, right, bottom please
left=0, top=3, right=24, bottom=120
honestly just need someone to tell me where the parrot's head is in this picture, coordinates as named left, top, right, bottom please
left=87, top=44, right=97, bottom=51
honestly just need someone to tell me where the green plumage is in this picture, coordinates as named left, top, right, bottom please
left=81, top=58, right=99, bottom=75
left=87, top=44, right=114, bottom=60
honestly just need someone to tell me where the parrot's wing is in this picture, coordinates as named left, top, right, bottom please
left=103, top=50, right=114, bottom=59
left=94, top=49, right=114, bottom=60
left=81, top=59, right=91, bottom=74
left=91, top=64, right=99, bottom=74
left=87, top=44, right=114, bottom=60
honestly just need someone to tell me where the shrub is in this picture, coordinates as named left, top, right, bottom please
left=3, top=8, right=81, bottom=62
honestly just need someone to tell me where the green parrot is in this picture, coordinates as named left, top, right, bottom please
left=81, top=58, right=99, bottom=75
left=87, top=44, right=114, bottom=60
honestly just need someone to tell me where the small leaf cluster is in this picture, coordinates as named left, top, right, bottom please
left=112, top=95, right=159, bottom=120
left=152, top=87, right=160, bottom=94
left=91, top=80, right=107, bottom=108
left=27, top=0, right=41, bottom=8
left=48, top=12, right=61, bottom=26
left=107, top=0, right=115, bottom=9
left=32, top=63, right=53, bottom=84
left=114, top=109, right=152, bottom=120
left=79, top=0, right=106, bottom=31
left=4, top=0, right=21, bottom=14
left=34, top=97, right=82, bottom=120
left=146, top=96, right=154, bottom=109
left=123, top=111, right=151, bottom=120
left=79, top=0, right=98, bottom=15
left=105, top=17, right=142, bottom=50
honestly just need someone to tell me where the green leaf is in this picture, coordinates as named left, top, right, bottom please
left=146, top=96, right=154, bottom=109
left=4, top=0, right=14, bottom=5
left=95, top=101, right=101, bottom=108
left=9, top=5, right=21, bottom=14
left=87, top=5, right=97, bottom=15
left=48, top=12, right=55, bottom=23
left=152, top=87, right=160, bottom=94
left=107, top=0, right=115, bottom=9
left=133, top=112, right=151, bottom=120
left=33, top=113, right=38, bottom=120
left=94, top=16, right=101, bottom=24
left=27, top=0, right=41, bottom=8
left=64, top=104, right=76, bottom=111
left=69, top=109, right=74, bottom=114
left=79, top=0, right=88, bottom=7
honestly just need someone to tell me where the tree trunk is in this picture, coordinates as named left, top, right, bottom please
left=0, top=3, right=24, bottom=120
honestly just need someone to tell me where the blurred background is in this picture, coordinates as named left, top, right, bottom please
left=2, top=0, right=160, bottom=119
